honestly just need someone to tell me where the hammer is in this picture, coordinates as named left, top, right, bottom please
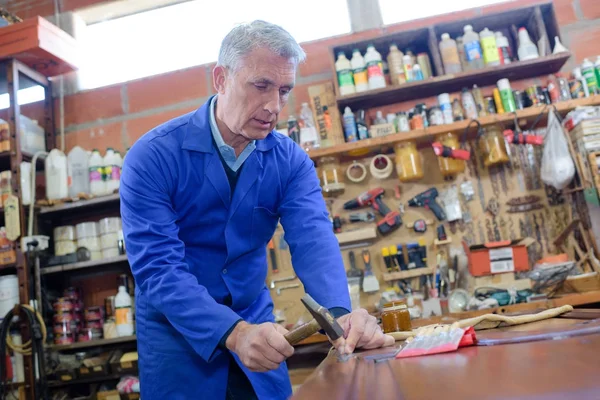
left=283, top=293, right=344, bottom=346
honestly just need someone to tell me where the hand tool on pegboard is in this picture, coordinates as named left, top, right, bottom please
left=508, top=218, right=517, bottom=241
left=516, top=145, right=533, bottom=190
left=507, top=203, right=545, bottom=213
left=488, top=165, right=501, bottom=198
left=344, top=188, right=402, bottom=235
left=499, top=216, right=509, bottom=240
left=466, top=222, right=475, bottom=246
left=533, top=214, right=544, bottom=254
left=519, top=219, right=527, bottom=239
left=268, top=238, right=279, bottom=274
left=492, top=218, right=501, bottom=241
left=477, top=220, right=486, bottom=244
left=540, top=212, right=550, bottom=254
left=498, top=164, right=510, bottom=195
left=467, top=140, right=486, bottom=213
left=485, top=219, right=495, bottom=242
left=528, top=146, right=542, bottom=190
left=545, top=184, right=565, bottom=206
left=407, top=188, right=446, bottom=221
left=486, top=198, right=500, bottom=217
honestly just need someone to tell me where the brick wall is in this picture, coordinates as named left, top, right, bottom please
left=6, top=0, right=600, bottom=152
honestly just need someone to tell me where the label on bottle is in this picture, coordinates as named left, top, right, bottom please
left=499, top=88, right=516, bottom=113
left=111, top=165, right=121, bottom=180
left=353, top=68, right=368, bottom=86
left=498, top=46, right=511, bottom=65
left=464, top=41, right=483, bottom=61
left=103, top=165, right=111, bottom=181
left=89, top=166, right=103, bottom=182
left=366, top=61, right=383, bottom=78
left=115, top=306, right=132, bottom=326
left=481, top=36, right=500, bottom=64
left=441, top=47, right=460, bottom=68
left=337, top=69, right=354, bottom=87
left=440, top=103, right=453, bottom=125
left=403, top=64, right=413, bottom=81
left=583, top=68, right=598, bottom=91
left=343, top=116, right=357, bottom=142
left=357, top=124, right=369, bottom=140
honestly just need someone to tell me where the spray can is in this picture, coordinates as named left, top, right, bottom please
left=513, top=90, right=524, bottom=110
left=343, top=107, right=358, bottom=142
left=471, top=84, right=486, bottom=117
left=493, top=88, right=505, bottom=114
left=437, top=93, right=453, bottom=124
left=485, top=97, right=497, bottom=114
left=417, top=53, right=432, bottom=79
left=595, top=56, right=600, bottom=89
left=497, top=78, right=516, bottom=112
left=582, top=58, right=598, bottom=94
left=461, top=88, right=478, bottom=119
left=573, top=67, right=590, bottom=97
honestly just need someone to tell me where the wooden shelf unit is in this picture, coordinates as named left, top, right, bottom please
left=38, top=193, right=120, bottom=216
left=48, top=335, right=137, bottom=352
left=41, top=254, right=129, bottom=275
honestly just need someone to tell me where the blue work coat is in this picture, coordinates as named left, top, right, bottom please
left=120, top=97, right=351, bottom=400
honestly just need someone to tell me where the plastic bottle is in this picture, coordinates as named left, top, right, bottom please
left=402, top=54, right=413, bottom=82
left=412, top=64, right=424, bottom=81
left=335, top=52, right=355, bottom=96
left=517, top=27, right=539, bottom=61
left=552, top=36, right=568, bottom=54
left=439, top=33, right=462, bottom=74
left=365, top=45, right=386, bottom=90
left=480, top=28, right=500, bottom=67
left=456, top=36, right=469, bottom=70
left=387, top=44, right=405, bottom=85
left=595, top=56, right=600, bottom=90
left=67, top=146, right=90, bottom=197
left=463, top=25, right=484, bottom=70
left=111, top=151, right=123, bottom=191
left=299, top=102, right=319, bottom=150
left=115, top=286, right=134, bottom=337
left=350, top=49, right=369, bottom=92
left=495, top=32, right=512, bottom=65
left=555, top=73, right=571, bottom=101
left=582, top=58, right=598, bottom=95
left=342, top=107, right=358, bottom=142
left=356, top=110, right=369, bottom=140
left=472, top=85, right=486, bottom=117
left=452, top=99, right=465, bottom=121
left=573, top=67, right=590, bottom=97
left=461, top=88, right=478, bottom=119
left=89, top=149, right=106, bottom=196
left=497, top=79, right=516, bottom=112
left=103, top=148, right=116, bottom=194
left=45, top=149, right=68, bottom=200
left=374, top=111, right=386, bottom=125
left=438, top=93, right=453, bottom=125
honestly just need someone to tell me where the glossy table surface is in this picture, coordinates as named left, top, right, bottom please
left=292, top=310, right=600, bottom=400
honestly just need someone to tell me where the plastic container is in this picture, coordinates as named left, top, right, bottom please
left=381, top=301, right=411, bottom=333
left=342, top=107, right=357, bottom=142
left=104, top=148, right=121, bottom=194
left=439, top=33, right=462, bottom=74
left=452, top=98, right=465, bottom=121
left=461, top=88, right=478, bottom=119
left=402, top=54, right=413, bottom=81
left=77, top=236, right=100, bottom=251
left=55, top=240, right=76, bottom=256
left=318, top=156, right=345, bottom=196
left=397, top=113, right=410, bottom=132
left=20, top=162, right=32, bottom=206
left=67, top=146, right=90, bottom=197
left=365, top=44, right=386, bottom=90
left=45, top=149, right=68, bottom=200
left=479, top=126, right=510, bottom=167
left=495, top=31, right=512, bottom=65
left=417, top=53, right=433, bottom=79
left=335, top=52, right=355, bottom=96
left=54, top=225, right=75, bottom=241
left=498, top=78, right=516, bottom=112
left=76, top=222, right=99, bottom=239
left=89, top=149, right=105, bottom=196
left=100, top=233, right=119, bottom=250
left=582, top=58, right=598, bottom=94
left=471, top=85, right=486, bottom=117
left=0, top=275, right=18, bottom=322
left=412, top=64, right=424, bottom=81
left=480, top=28, right=500, bottom=67
left=102, top=248, right=120, bottom=259
left=517, top=27, right=539, bottom=61
left=351, top=49, right=369, bottom=92
left=595, top=56, right=600, bottom=89
left=374, top=111, right=386, bottom=125
left=463, top=25, right=484, bottom=70
left=356, top=110, right=369, bottom=140
left=19, top=116, right=46, bottom=154
left=99, top=217, right=122, bottom=235
left=555, top=73, right=571, bottom=101
left=0, top=171, right=11, bottom=206
left=115, top=286, right=134, bottom=337
left=394, top=141, right=423, bottom=182
left=387, top=44, right=405, bottom=85
left=438, top=93, right=453, bottom=124
left=436, top=133, right=466, bottom=177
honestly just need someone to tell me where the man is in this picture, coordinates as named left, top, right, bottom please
left=121, top=20, right=394, bottom=400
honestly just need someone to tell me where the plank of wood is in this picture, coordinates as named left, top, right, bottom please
left=40, top=254, right=129, bottom=275
left=47, top=335, right=136, bottom=351
left=382, top=267, right=434, bottom=282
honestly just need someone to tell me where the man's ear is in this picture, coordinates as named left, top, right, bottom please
left=213, top=65, right=227, bottom=94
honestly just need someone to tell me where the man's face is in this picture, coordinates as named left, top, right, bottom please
left=213, top=47, right=296, bottom=140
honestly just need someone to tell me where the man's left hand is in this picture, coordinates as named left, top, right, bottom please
left=331, top=309, right=395, bottom=355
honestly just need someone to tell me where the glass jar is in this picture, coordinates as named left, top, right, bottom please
left=436, top=132, right=466, bottom=177
left=479, top=125, right=509, bottom=167
left=318, top=156, right=345, bottom=196
left=394, top=141, right=424, bottom=182
left=381, top=300, right=412, bottom=333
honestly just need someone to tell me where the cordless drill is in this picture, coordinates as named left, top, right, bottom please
left=407, top=188, right=446, bottom=221
left=343, top=188, right=402, bottom=235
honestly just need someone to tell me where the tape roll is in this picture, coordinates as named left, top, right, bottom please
left=346, top=162, right=367, bottom=183
left=370, top=154, right=393, bottom=180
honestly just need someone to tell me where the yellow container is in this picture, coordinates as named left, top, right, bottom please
left=318, top=156, right=345, bottom=196
left=436, top=132, right=465, bottom=177
left=394, top=141, right=423, bottom=182
left=479, top=126, right=509, bottom=167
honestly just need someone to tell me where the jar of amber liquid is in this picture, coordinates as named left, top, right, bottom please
left=394, top=141, right=424, bottom=182
left=381, top=301, right=411, bottom=333
left=318, top=156, right=345, bottom=196
left=479, top=126, right=509, bottom=167
left=436, top=132, right=465, bottom=178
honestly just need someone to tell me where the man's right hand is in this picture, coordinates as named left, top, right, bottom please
left=226, top=321, right=295, bottom=372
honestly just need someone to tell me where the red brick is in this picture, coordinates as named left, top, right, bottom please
left=125, top=106, right=198, bottom=145
left=11, top=1, right=55, bottom=18
left=62, top=121, right=123, bottom=153
left=127, top=66, right=209, bottom=113
left=62, top=0, right=113, bottom=12
left=292, top=79, right=333, bottom=112
left=385, top=9, right=479, bottom=33
left=62, top=85, right=123, bottom=127
left=553, top=0, right=578, bottom=25
left=568, top=24, right=600, bottom=63
left=580, top=0, right=600, bottom=20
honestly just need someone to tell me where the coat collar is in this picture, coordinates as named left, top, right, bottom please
left=182, top=95, right=281, bottom=153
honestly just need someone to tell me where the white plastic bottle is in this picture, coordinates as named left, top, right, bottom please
left=461, top=88, right=478, bottom=119
left=335, top=52, right=355, bottom=96
left=299, top=102, right=319, bottom=149
left=480, top=28, right=500, bottom=67
left=582, top=58, right=598, bottom=95
left=350, top=49, right=369, bottom=93
left=517, top=27, right=539, bottom=61
left=573, top=67, right=590, bottom=97
left=67, top=146, right=90, bottom=197
left=115, top=286, right=134, bottom=337
left=103, top=148, right=117, bottom=194
left=89, top=149, right=106, bottom=196
left=364, top=44, right=386, bottom=90
left=112, top=151, right=123, bottom=190
left=374, top=111, right=386, bottom=125
left=495, top=31, right=512, bottom=65
left=595, top=56, right=600, bottom=90
left=463, top=25, right=484, bottom=70
left=342, top=107, right=358, bottom=142
left=439, top=33, right=462, bottom=74
left=45, top=149, right=68, bottom=200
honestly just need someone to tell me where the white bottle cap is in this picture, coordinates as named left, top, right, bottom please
left=441, top=33, right=450, bottom=40
left=497, top=78, right=511, bottom=91
left=464, top=25, right=473, bottom=32
left=495, top=32, right=503, bottom=38
left=402, top=54, right=412, bottom=63
left=376, top=111, right=383, bottom=118
left=438, top=93, right=451, bottom=105
left=344, top=106, right=352, bottom=114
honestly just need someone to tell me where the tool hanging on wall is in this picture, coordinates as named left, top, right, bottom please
left=539, top=212, right=550, bottom=254
left=519, top=219, right=527, bottom=239
left=467, top=140, right=487, bottom=213
left=344, top=188, right=402, bottom=235
left=268, top=238, right=279, bottom=274
left=508, top=218, right=517, bottom=241
left=347, top=251, right=364, bottom=280
left=346, top=161, right=368, bottom=183
left=477, top=220, right=486, bottom=244
left=545, top=184, right=565, bottom=206
left=362, top=249, right=380, bottom=293
left=503, top=129, right=544, bottom=146
left=528, top=146, right=542, bottom=190
left=492, top=218, right=501, bottom=241
left=486, top=198, right=500, bottom=217
left=498, top=165, right=509, bottom=195
left=333, top=216, right=343, bottom=233
left=349, top=211, right=376, bottom=223
left=485, top=219, right=495, bottom=242
left=507, top=203, right=545, bottom=213
left=499, top=216, right=509, bottom=240
left=489, top=165, right=501, bottom=198
left=407, top=219, right=430, bottom=233
left=437, top=224, right=448, bottom=241
left=431, top=120, right=473, bottom=160
left=460, top=180, right=474, bottom=202
left=388, top=245, right=401, bottom=271
left=407, top=188, right=446, bottom=221
left=507, top=196, right=541, bottom=206
left=395, top=245, right=408, bottom=271
left=382, top=247, right=394, bottom=273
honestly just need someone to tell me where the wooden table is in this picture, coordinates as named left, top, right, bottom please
left=292, top=310, right=600, bottom=399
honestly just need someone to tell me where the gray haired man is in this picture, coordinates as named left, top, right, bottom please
left=121, top=20, right=394, bottom=400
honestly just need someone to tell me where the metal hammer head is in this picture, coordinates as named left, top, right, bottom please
left=300, top=293, right=344, bottom=341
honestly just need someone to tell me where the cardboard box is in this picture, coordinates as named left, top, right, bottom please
left=97, top=390, right=120, bottom=400
left=307, top=82, right=345, bottom=148
left=463, top=238, right=535, bottom=277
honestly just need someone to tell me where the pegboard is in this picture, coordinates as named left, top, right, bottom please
left=267, top=136, right=576, bottom=326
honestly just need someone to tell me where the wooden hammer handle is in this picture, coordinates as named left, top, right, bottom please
left=284, top=319, right=321, bottom=345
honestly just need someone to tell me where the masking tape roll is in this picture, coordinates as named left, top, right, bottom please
left=370, top=154, right=393, bottom=180
left=346, top=162, right=367, bottom=183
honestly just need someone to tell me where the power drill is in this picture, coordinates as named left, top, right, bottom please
left=343, top=188, right=402, bottom=235
left=407, top=188, right=446, bottom=221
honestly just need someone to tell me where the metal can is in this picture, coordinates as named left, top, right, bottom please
left=85, top=306, right=104, bottom=322
left=54, top=297, right=74, bottom=313
left=570, top=80, right=585, bottom=99
left=428, top=106, right=444, bottom=126
left=105, top=296, right=115, bottom=318
left=85, top=319, right=103, bottom=330
left=54, top=333, right=74, bottom=345
left=512, top=90, right=524, bottom=110
left=485, top=97, right=497, bottom=114
left=397, top=112, right=410, bottom=132
left=410, top=114, right=424, bottom=130
left=526, top=86, right=539, bottom=106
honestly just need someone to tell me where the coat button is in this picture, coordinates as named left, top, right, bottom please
left=222, top=269, right=227, bottom=274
